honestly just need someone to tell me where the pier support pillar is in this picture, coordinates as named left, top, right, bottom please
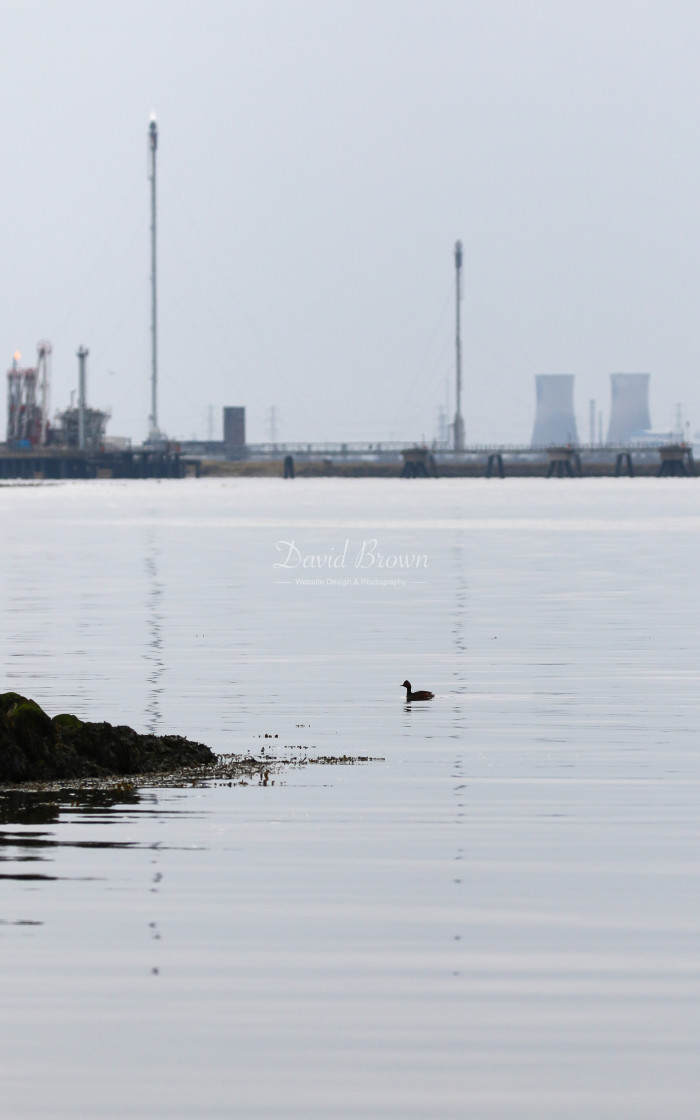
left=546, top=447, right=582, bottom=478
left=615, top=451, right=635, bottom=477
left=485, top=452, right=505, bottom=478
left=400, top=448, right=434, bottom=478
left=658, top=445, right=694, bottom=477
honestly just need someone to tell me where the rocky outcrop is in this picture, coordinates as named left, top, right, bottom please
left=0, top=693, right=215, bottom=783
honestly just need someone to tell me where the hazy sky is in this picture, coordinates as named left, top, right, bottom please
left=2, top=0, right=699, bottom=445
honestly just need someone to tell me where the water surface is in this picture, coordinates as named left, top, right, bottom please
left=0, top=478, right=698, bottom=1117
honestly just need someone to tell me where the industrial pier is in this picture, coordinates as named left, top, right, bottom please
left=188, top=442, right=695, bottom=479
left=0, top=447, right=194, bottom=480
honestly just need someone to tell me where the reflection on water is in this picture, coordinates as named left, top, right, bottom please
left=0, top=788, right=146, bottom=882
left=451, top=542, right=468, bottom=663
left=144, top=534, right=164, bottom=734
left=0, top=786, right=142, bottom=827
left=0, top=479, right=700, bottom=1118
left=449, top=546, right=469, bottom=978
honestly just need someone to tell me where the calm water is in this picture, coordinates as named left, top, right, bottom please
left=1, top=477, right=699, bottom=1118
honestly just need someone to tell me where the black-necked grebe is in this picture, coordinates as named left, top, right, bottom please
left=402, top=680, right=434, bottom=702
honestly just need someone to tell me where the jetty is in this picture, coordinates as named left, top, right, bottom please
left=1, top=439, right=696, bottom=481
left=192, top=441, right=697, bottom=479
left=0, top=445, right=198, bottom=480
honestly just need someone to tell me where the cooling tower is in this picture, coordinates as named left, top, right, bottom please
left=606, top=373, right=651, bottom=443
left=531, top=374, right=578, bottom=446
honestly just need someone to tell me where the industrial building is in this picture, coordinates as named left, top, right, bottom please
left=531, top=374, right=579, bottom=446
left=177, top=407, right=247, bottom=460
left=53, top=404, right=110, bottom=451
left=223, top=406, right=245, bottom=453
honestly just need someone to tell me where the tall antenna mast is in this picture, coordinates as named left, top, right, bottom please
left=453, top=240, right=465, bottom=451
left=148, top=114, right=159, bottom=440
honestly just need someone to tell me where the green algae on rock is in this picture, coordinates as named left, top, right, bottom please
left=0, top=692, right=215, bottom=783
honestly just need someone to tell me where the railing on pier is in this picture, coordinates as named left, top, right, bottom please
left=244, top=440, right=683, bottom=463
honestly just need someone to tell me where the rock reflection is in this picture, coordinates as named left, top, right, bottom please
left=0, top=786, right=141, bottom=826
left=0, top=786, right=144, bottom=874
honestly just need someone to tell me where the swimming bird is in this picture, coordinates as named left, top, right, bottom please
left=402, top=680, right=434, bottom=702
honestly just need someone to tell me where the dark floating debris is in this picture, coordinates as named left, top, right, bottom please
left=0, top=692, right=215, bottom=783
left=305, top=755, right=379, bottom=765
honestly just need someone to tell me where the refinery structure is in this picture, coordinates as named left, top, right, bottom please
left=6, top=342, right=109, bottom=453
left=6, top=344, right=51, bottom=446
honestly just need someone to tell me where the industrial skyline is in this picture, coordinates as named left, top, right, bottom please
left=1, top=1, right=699, bottom=446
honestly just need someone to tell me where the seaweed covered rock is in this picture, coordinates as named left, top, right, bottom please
left=0, top=693, right=215, bottom=783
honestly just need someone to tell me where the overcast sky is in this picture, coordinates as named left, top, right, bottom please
left=2, top=0, right=699, bottom=445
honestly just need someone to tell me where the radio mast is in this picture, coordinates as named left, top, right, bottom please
left=148, top=114, right=160, bottom=441
left=453, top=240, right=465, bottom=450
